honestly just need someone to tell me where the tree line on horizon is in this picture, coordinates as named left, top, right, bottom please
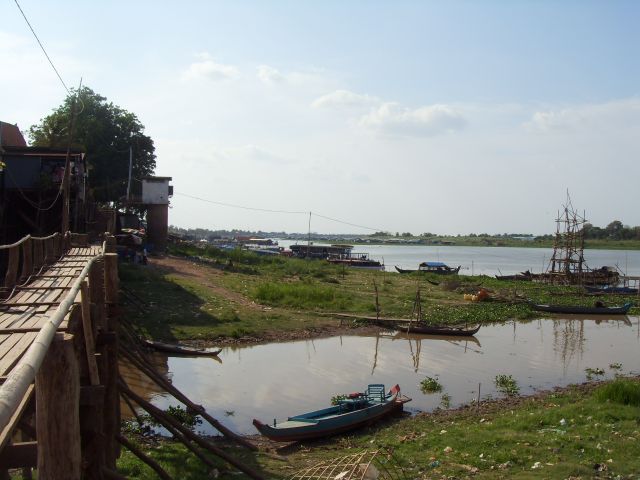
left=170, top=220, right=640, bottom=241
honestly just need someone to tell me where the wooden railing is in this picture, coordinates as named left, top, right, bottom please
left=0, top=233, right=69, bottom=296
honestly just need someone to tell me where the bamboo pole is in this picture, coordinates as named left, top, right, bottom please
left=120, top=383, right=264, bottom=480
left=120, top=347, right=256, bottom=451
left=116, top=435, right=173, bottom=480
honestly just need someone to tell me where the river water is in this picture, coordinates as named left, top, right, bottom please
left=127, top=316, right=640, bottom=435
left=276, top=241, right=640, bottom=277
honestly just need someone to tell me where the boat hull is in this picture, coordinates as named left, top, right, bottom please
left=398, top=324, right=481, bottom=336
left=531, top=303, right=632, bottom=315
left=253, top=392, right=409, bottom=442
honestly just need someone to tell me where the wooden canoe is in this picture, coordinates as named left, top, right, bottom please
left=398, top=323, right=481, bottom=336
left=253, top=384, right=410, bottom=442
left=142, top=339, right=221, bottom=357
left=531, top=302, right=632, bottom=315
left=584, top=286, right=639, bottom=295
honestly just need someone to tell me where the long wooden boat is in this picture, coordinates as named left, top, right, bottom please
left=531, top=302, right=632, bottom=315
left=328, top=258, right=384, bottom=270
left=395, top=263, right=460, bottom=275
left=584, top=286, right=639, bottom=295
left=495, top=271, right=533, bottom=281
left=397, top=323, right=481, bottom=336
left=142, top=339, right=222, bottom=357
left=252, top=384, right=410, bottom=442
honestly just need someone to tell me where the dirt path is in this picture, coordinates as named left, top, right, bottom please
left=149, top=255, right=263, bottom=311
left=142, top=255, right=384, bottom=346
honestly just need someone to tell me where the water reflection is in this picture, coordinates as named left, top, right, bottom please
left=144, top=316, right=638, bottom=435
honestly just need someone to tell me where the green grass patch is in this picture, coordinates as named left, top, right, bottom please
left=253, top=281, right=351, bottom=309
left=594, top=379, right=640, bottom=407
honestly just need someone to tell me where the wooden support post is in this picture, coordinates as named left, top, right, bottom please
left=81, top=281, right=100, bottom=386
left=20, top=238, right=33, bottom=282
left=36, top=333, right=81, bottom=480
left=103, top=253, right=120, bottom=469
left=33, top=240, right=44, bottom=271
left=3, top=246, right=19, bottom=292
left=104, top=235, right=117, bottom=254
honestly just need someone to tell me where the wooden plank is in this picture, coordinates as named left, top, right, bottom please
left=0, top=334, right=25, bottom=364
left=0, top=384, right=34, bottom=451
left=0, top=332, right=38, bottom=376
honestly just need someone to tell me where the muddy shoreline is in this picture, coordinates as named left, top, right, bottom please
left=179, top=324, right=384, bottom=348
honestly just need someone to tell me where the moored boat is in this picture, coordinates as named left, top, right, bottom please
left=141, top=339, right=221, bottom=357
left=584, top=286, right=639, bottom=295
left=395, top=262, right=460, bottom=275
left=398, top=323, right=481, bottom=336
left=495, top=270, right=533, bottom=281
left=531, top=302, right=632, bottom=315
left=252, top=384, right=410, bottom=442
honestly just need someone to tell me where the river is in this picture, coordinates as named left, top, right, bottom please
left=124, top=316, right=640, bottom=436
left=276, top=241, right=640, bottom=277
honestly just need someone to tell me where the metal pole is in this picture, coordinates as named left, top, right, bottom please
left=126, top=146, right=133, bottom=201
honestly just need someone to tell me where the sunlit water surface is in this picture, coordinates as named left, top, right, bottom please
left=126, top=316, right=640, bottom=435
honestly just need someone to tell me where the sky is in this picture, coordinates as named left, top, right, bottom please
left=1, top=1, right=639, bottom=235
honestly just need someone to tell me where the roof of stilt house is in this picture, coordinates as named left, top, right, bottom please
left=0, top=121, right=27, bottom=147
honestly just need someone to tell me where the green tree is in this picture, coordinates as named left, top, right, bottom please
left=29, top=87, right=156, bottom=204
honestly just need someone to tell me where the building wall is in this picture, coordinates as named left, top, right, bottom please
left=146, top=204, right=168, bottom=253
left=142, top=180, right=169, bottom=204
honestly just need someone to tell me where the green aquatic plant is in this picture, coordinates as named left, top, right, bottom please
left=420, top=376, right=443, bottom=394
left=495, top=374, right=519, bottom=396
left=585, top=367, right=605, bottom=380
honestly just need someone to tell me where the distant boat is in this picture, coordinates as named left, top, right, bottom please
left=328, top=256, right=384, bottom=270
left=252, top=384, right=410, bottom=442
left=495, top=270, right=533, bottom=281
left=141, top=339, right=221, bottom=357
left=531, top=302, right=632, bottom=315
left=395, top=262, right=460, bottom=275
left=584, top=286, right=639, bottom=295
left=398, top=323, right=481, bottom=336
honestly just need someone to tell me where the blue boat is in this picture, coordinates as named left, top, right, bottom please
left=252, top=384, right=411, bottom=442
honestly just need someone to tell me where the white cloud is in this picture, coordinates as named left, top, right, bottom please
left=181, top=53, right=239, bottom=81
left=526, top=98, right=640, bottom=133
left=311, top=89, right=379, bottom=109
left=359, top=102, right=466, bottom=137
left=257, top=65, right=285, bottom=84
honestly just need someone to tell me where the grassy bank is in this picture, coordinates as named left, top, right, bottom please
left=119, top=244, right=638, bottom=343
left=117, top=377, right=640, bottom=478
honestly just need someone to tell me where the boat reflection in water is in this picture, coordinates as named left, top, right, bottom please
left=140, top=316, right=638, bottom=435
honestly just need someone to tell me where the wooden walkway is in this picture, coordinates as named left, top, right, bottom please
left=0, top=241, right=113, bottom=477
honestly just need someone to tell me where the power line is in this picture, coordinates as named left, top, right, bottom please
left=13, top=0, right=70, bottom=94
left=175, top=191, right=385, bottom=232
left=311, top=212, right=382, bottom=232
left=176, top=192, right=308, bottom=215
